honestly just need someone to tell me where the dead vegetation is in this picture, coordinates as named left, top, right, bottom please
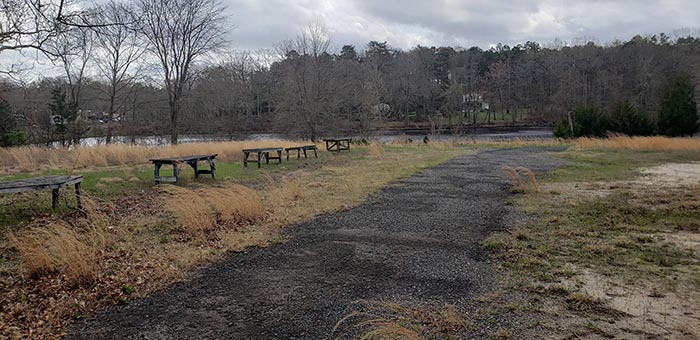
left=577, top=135, right=700, bottom=151
left=0, top=140, right=311, bottom=175
left=500, top=165, right=539, bottom=193
left=332, top=301, right=471, bottom=340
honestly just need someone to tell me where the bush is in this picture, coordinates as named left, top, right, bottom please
left=658, top=74, right=698, bottom=136
left=562, top=106, right=609, bottom=137
left=609, top=101, right=655, bottom=136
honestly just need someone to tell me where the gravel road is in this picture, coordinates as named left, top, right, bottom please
left=67, top=147, right=563, bottom=339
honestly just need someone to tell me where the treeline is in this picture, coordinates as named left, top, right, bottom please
left=554, top=74, right=699, bottom=138
left=1, top=0, right=699, bottom=145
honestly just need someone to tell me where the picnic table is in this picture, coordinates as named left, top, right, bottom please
left=285, top=145, right=318, bottom=160
left=0, top=175, right=83, bottom=209
left=149, top=154, right=217, bottom=184
left=243, top=148, right=283, bottom=168
left=324, top=138, right=351, bottom=152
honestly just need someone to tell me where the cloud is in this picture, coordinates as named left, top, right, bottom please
left=224, top=0, right=700, bottom=51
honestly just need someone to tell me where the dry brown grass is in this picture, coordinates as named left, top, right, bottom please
left=576, top=136, right=700, bottom=151
left=199, top=185, right=265, bottom=226
left=367, top=142, right=386, bottom=158
left=9, top=222, right=97, bottom=286
left=501, top=166, right=539, bottom=192
left=159, top=185, right=217, bottom=237
left=0, top=140, right=307, bottom=174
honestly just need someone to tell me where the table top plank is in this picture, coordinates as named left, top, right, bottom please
left=324, top=138, right=352, bottom=141
left=285, top=145, right=318, bottom=150
left=149, top=154, right=218, bottom=163
left=242, top=147, right=283, bottom=153
left=0, top=175, right=84, bottom=193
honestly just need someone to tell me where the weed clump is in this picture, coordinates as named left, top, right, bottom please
left=9, top=222, right=97, bottom=286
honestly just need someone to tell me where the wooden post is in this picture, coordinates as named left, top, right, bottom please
left=75, top=182, right=83, bottom=210
left=52, top=189, right=59, bottom=209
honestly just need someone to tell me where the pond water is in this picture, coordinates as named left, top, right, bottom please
left=64, top=127, right=553, bottom=147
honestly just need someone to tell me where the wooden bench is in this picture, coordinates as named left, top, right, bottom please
left=243, top=148, right=283, bottom=168
left=324, top=138, right=351, bottom=152
left=149, top=154, right=217, bottom=184
left=284, top=145, right=318, bottom=160
left=0, top=175, right=84, bottom=209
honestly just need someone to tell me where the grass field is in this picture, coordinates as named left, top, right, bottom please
left=485, top=139, right=700, bottom=338
left=0, top=141, right=468, bottom=339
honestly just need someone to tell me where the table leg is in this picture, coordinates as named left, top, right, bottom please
left=209, top=158, right=216, bottom=179
left=286, top=149, right=290, bottom=161
left=52, top=189, right=59, bottom=209
left=265, top=152, right=270, bottom=164
left=192, top=161, right=199, bottom=178
left=173, top=164, right=180, bottom=183
left=244, top=152, right=249, bottom=167
left=257, top=152, right=262, bottom=168
left=313, top=148, right=318, bottom=158
left=75, top=182, right=83, bottom=210
left=278, top=150, right=282, bottom=163
left=303, top=148, right=307, bottom=158
left=297, top=149, right=301, bottom=159
left=154, top=163, right=162, bottom=184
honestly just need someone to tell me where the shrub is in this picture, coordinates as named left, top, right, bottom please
left=658, top=74, right=698, bottom=136
left=552, top=106, right=609, bottom=138
left=609, top=100, right=656, bottom=136
left=573, top=106, right=609, bottom=137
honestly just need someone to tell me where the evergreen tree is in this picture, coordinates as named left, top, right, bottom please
left=658, top=75, right=698, bottom=136
left=609, top=101, right=655, bottom=136
left=0, top=100, right=25, bottom=147
left=48, top=88, right=78, bottom=146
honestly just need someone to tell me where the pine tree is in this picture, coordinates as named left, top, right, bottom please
left=658, top=75, right=698, bottom=136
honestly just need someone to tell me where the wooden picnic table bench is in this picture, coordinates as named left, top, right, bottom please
left=0, top=175, right=83, bottom=209
left=243, top=147, right=283, bottom=168
left=284, top=145, right=318, bottom=160
left=149, top=154, right=217, bottom=184
left=324, top=138, right=351, bottom=152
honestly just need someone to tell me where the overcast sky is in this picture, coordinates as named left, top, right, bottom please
left=225, top=0, right=700, bottom=51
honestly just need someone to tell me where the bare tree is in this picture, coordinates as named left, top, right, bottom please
left=0, top=0, right=96, bottom=56
left=274, top=23, right=334, bottom=141
left=137, top=0, right=229, bottom=144
left=93, top=0, right=145, bottom=143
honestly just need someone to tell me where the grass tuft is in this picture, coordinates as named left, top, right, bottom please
left=9, top=222, right=97, bottom=286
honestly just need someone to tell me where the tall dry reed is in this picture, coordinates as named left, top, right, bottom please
left=199, top=185, right=265, bottom=225
left=0, top=140, right=306, bottom=174
left=576, top=136, right=700, bottom=151
left=9, top=222, right=98, bottom=286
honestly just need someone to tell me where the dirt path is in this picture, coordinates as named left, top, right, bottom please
left=67, top=147, right=563, bottom=340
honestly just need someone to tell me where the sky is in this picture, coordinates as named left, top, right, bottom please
left=224, top=0, right=700, bottom=51
left=2, top=0, right=699, bottom=80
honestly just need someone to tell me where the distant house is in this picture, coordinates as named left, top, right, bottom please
left=462, top=93, right=489, bottom=114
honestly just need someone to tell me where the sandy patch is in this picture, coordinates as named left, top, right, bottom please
left=561, top=267, right=700, bottom=339
left=639, top=162, right=700, bottom=187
